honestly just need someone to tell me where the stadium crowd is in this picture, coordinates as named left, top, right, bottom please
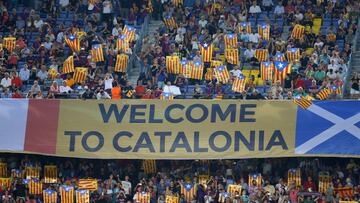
left=0, top=0, right=358, bottom=100
left=0, top=155, right=359, bottom=203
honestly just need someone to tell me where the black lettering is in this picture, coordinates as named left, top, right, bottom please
left=209, top=131, right=231, bottom=152
left=64, top=131, right=82, bottom=151
left=194, top=131, right=208, bottom=152
left=165, top=104, right=185, bottom=123
left=98, top=104, right=129, bottom=123
left=133, top=132, right=155, bottom=152
left=240, top=104, right=256, bottom=122
left=266, top=130, right=288, bottom=150
left=170, top=132, right=192, bottom=152
left=113, top=131, right=133, bottom=152
left=81, top=131, right=104, bottom=152
left=154, top=132, right=171, bottom=152
left=234, top=131, right=255, bottom=151
left=130, top=105, right=146, bottom=123
left=185, top=104, right=208, bottom=123
left=259, top=130, right=264, bottom=151
left=210, top=104, right=236, bottom=122
left=149, top=104, right=163, bottom=123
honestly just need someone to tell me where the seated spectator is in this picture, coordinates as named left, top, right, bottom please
left=97, top=89, right=111, bottom=100
left=111, top=82, right=122, bottom=100
left=142, top=89, right=154, bottom=99
left=11, top=71, right=22, bottom=90
left=49, top=81, right=60, bottom=95
left=1, top=88, right=12, bottom=98
left=249, top=1, right=262, bottom=17
left=247, top=89, right=265, bottom=100
left=30, top=80, right=41, bottom=96
left=0, top=72, right=11, bottom=88
left=59, top=81, right=73, bottom=94
left=36, top=65, right=48, bottom=83
left=12, top=89, right=22, bottom=99
left=193, top=84, right=203, bottom=99
left=135, top=81, right=145, bottom=99
left=230, top=66, right=242, bottom=78
left=81, top=87, right=94, bottom=100
left=274, top=2, right=285, bottom=18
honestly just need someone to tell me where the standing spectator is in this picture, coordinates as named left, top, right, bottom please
left=19, top=64, right=30, bottom=85
left=111, top=82, right=122, bottom=100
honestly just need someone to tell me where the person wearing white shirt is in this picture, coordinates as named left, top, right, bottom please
left=49, top=61, right=59, bottom=72
left=244, top=48, right=255, bottom=61
left=163, top=82, right=172, bottom=93
left=43, top=38, right=53, bottom=50
left=294, top=10, right=304, bottom=21
left=314, top=38, right=324, bottom=49
left=103, top=0, right=112, bottom=14
left=60, top=81, right=73, bottom=93
left=327, top=69, right=337, bottom=80
left=262, top=0, right=273, bottom=13
left=328, top=60, right=339, bottom=72
left=19, top=65, right=30, bottom=83
left=33, top=16, right=44, bottom=30
left=97, top=89, right=111, bottom=100
left=175, top=33, right=184, bottom=43
left=274, top=2, right=284, bottom=17
left=59, top=0, right=69, bottom=7
left=198, top=16, right=208, bottom=28
left=230, top=66, right=243, bottom=78
left=248, top=32, right=260, bottom=44
left=104, top=74, right=114, bottom=91
left=112, top=24, right=121, bottom=36
left=249, top=2, right=262, bottom=16
left=0, top=73, right=11, bottom=88
left=56, top=31, right=64, bottom=43
left=177, top=26, right=186, bottom=35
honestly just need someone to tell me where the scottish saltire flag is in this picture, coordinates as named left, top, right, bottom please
left=295, top=101, right=360, bottom=155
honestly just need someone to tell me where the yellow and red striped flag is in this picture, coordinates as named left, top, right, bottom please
left=225, top=49, right=239, bottom=65
left=227, top=184, right=242, bottom=197
left=147, top=0, right=153, bottom=13
left=73, top=67, right=88, bottom=83
left=63, top=55, right=75, bottom=73
left=232, top=75, right=246, bottom=93
left=160, top=92, right=175, bottom=100
left=291, top=24, right=305, bottom=39
left=248, top=173, right=262, bottom=187
left=258, top=24, right=270, bottom=40
left=142, top=160, right=157, bottom=174
left=330, top=85, right=342, bottom=95
left=327, top=33, right=336, bottom=42
left=29, top=177, right=42, bottom=195
left=210, top=60, right=223, bottom=68
left=239, top=22, right=251, bottom=33
left=165, top=195, right=179, bottom=203
left=135, top=191, right=151, bottom=203
left=166, top=56, right=181, bottom=74
left=0, top=43, right=3, bottom=51
left=199, top=42, right=213, bottom=62
left=180, top=60, right=192, bottom=78
left=78, top=179, right=98, bottom=191
left=204, top=68, right=214, bottom=81
left=115, top=54, right=129, bottom=73
left=273, top=61, right=291, bottom=81
left=224, top=34, right=237, bottom=49
left=26, top=167, right=40, bottom=179
left=287, top=48, right=301, bottom=62
left=48, top=68, right=58, bottom=80
left=190, top=60, right=204, bottom=80
left=260, top=61, right=274, bottom=81
left=0, top=178, right=11, bottom=189
left=198, top=175, right=209, bottom=188
left=181, top=183, right=197, bottom=202
left=88, top=0, right=98, bottom=6
left=3, top=37, right=16, bottom=53
left=210, top=3, right=222, bottom=13
left=335, top=187, right=354, bottom=199
left=164, top=16, right=177, bottom=29
left=11, top=169, right=23, bottom=178
left=293, top=96, right=312, bottom=109
left=273, top=52, right=286, bottom=62
left=91, top=44, right=104, bottom=62
left=44, top=165, right=57, bottom=184
left=318, top=174, right=331, bottom=193
left=43, top=189, right=57, bottom=203
left=316, top=88, right=331, bottom=100
left=254, top=49, right=269, bottom=62
left=60, top=185, right=74, bottom=203
left=0, top=163, right=7, bottom=177
left=64, top=34, right=80, bottom=53
left=218, top=192, right=231, bottom=203
left=214, top=65, right=230, bottom=83
left=74, top=31, right=86, bottom=40
left=122, top=25, right=136, bottom=42
left=116, top=35, right=130, bottom=52
left=287, top=169, right=301, bottom=187
left=172, top=0, right=183, bottom=6
left=76, top=190, right=90, bottom=203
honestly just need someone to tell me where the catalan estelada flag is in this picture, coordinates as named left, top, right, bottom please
left=190, top=60, right=204, bottom=80
left=165, top=195, right=179, bottom=203
left=29, top=177, right=42, bottom=195
left=225, top=49, right=239, bottom=65
left=214, top=65, right=230, bottom=83
left=115, top=54, right=129, bottom=73
left=43, top=189, right=57, bottom=203
left=273, top=61, right=291, bottom=81
left=239, top=22, right=251, bottom=33
left=254, top=49, right=269, bottom=62
left=116, top=35, right=130, bottom=52
left=232, top=75, right=246, bottom=93
left=11, top=169, right=23, bottom=178
left=91, top=44, right=104, bottom=62
left=318, top=174, right=331, bottom=193
left=0, top=163, right=7, bottom=177
left=248, top=173, right=262, bottom=187
left=0, top=178, right=11, bottom=189
left=160, top=92, right=174, bottom=100
left=63, top=55, right=75, bottom=73
left=64, top=34, right=80, bottom=53
left=181, top=183, right=197, bottom=202
left=258, top=24, right=270, bottom=40
left=224, top=34, right=237, bottom=49
left=26, top=167, right=40, bottom=179
left=44, top=165, right=57, bottom=183
left=330, top=85, right=342, bottom=95
left=218, top=192, right=231, bottom=202
left=60, top=185, right=74, bottom=203
left=199, top=42, right=213, bottom=62
left=227, top=184, right=242, bottom=197
left=73, top=67, right=88, bottom=83
left=287, top=48, right=301, bottom=62
left=76, top=190, right=90, bottom=203
left=74, top=31, right=86, bottom=40
left=78, top=179, right=98, bottom=191
left=164, top=15, right=177, bottom=29
left=316, top=88, right=331, bottom=100
left=172, top=0, right=183, bottom=6
left=3, top=37, right=16, bottom=53
left=287, top=168, right=301, bottom=187
left=180, top=60, right=192, bottom=78
left=273, top=52, right=286, bottom=62
left=122, top=25, right=136, bottom=42
left=210, top=60, right=223, bottom=68
left=293, top=96, right=312, bottom=109
left=166, top=56, right=181, bottom=74
left=142, top=160, right=157, bottom=173
left=260, top=61, right=274, bottom=81
left=291, top=24, right=305, bottom=39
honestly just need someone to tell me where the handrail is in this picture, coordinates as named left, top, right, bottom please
left=342, top=18, right=360, bottom=98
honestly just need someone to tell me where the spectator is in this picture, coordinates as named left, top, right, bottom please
left=59, top=81, right=72, bottom=94
left=19, top=64, right=30, bottom=84
left=249, top=1, right=262, bottom=17
left=112, top=82, right=122, bottom=100
left=97, top=89, right=111, bottom=100
left=274, top=2, right=285, bottom=18
left=1, top=72, right=11, bottom=88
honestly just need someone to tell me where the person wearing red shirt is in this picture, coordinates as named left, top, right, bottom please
left=12, top=89, right=23, bottom=99
left=142, top=89, right=154, bottom=99
left=294, top=74, right=305, bottom=89
left=11, top=72, right=22, bottom=89
left=303, top=176, right=317, bottom=192
left=135, top=81, right=146, bottom=99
